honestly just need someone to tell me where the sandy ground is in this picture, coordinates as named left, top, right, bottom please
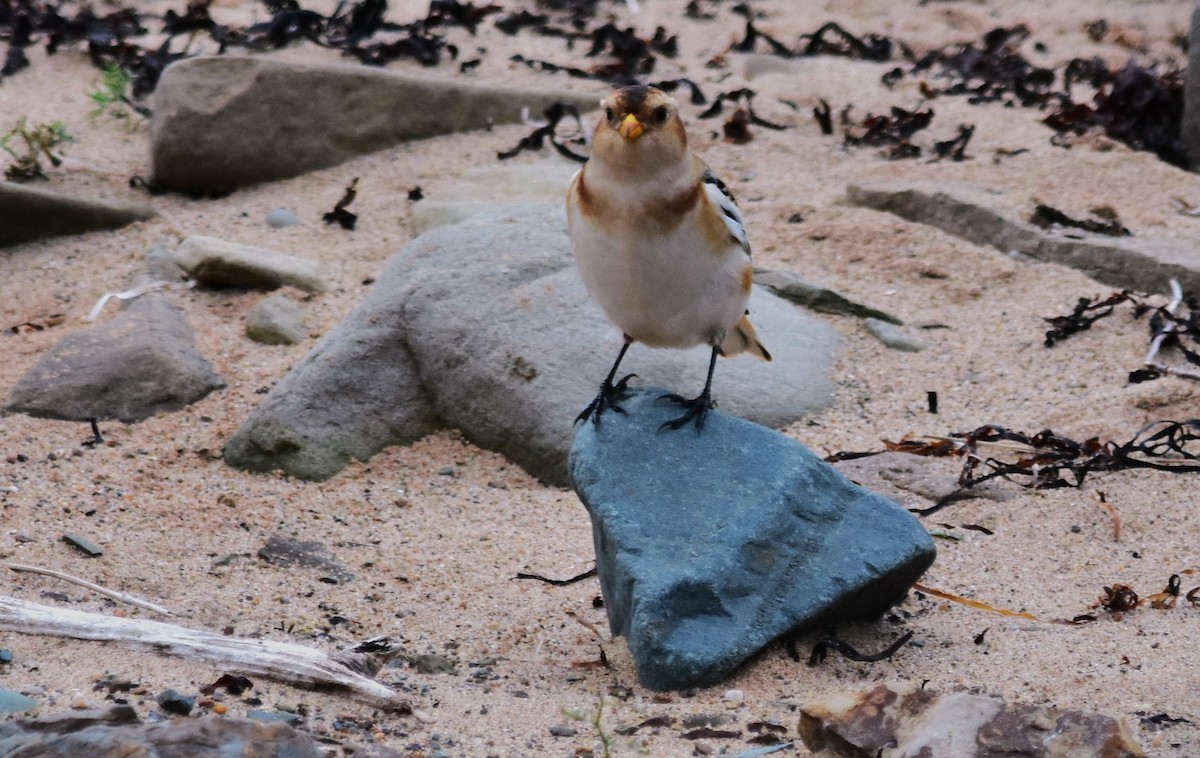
left=3, top=0, right=1200, bottom=755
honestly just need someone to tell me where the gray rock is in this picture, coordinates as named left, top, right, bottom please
left=754, top=268, right=901, bottom=324
left=225, top=203, right=839, bottom=486
left=0, top=182, right=155, bottom=248
left=173, top=235, right=331, bottom=293
left=409, top=653, right=456, bottom=675
left=258, top=533, right=353, bottom=583
left=832, top=452, right=1010, bottom=512
left=221, top=267, right=441, bottom=482
left=569, top=389, right=935, bottom=691
left=5, top=295, right=225, bottom=423
left=266, top=208, right=301, bottom=229
left=800, top=682, right=1144, bottom=757
left=863, top=317, right=925, bottom=352
left=410, top=157, right=583, bottom=235
left=0, top=705, right=323, bottom=758
left=0, top=688, right=37, bottom=714
left=847, top=181, right=1200, bottom=294
left=1184, top=4, right=1200, bottom=170
left=155, top=689, right=194, bottom=716
left=151, top=56, right=600, bottom=192
left=247, top=709, right=303, bottom=726
left=246, top=293, right=305, bottom=345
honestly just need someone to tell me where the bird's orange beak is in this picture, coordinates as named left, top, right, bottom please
left=618, top=113, right=644, bottom=141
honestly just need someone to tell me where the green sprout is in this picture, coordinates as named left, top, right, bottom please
left=1, top=118, right=72, bottom=180
left=88, top=63, right=138, bottom=127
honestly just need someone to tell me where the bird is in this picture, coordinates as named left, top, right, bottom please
left=566, top=84, right=771, bottom=431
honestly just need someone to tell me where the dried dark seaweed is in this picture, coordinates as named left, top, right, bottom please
left=514, top=567, right=597, bottom=585
left=843, top=106, right=932, bottom=160
left=813, top=98, right=832, bottom=135
left=1043, top=290, right=1137, bottom=346
left=805, top=630, right=913, bottom=665
left=1045, top=61, right=1187, bottom=168
left=732, top=19, right=893, bottom=61
left=883, top=420, right=1200, bottom=490
left=797, top=21, right=892, bottom=61
left=1030, top=203, right=1131, bottom=236
left=898, top=25, right=1057, bottom=107
left=931, top=124, right=974, bottom=161
left=497, top=101, right=588, bottom=162
left=322, top=177, right=359, bottom=230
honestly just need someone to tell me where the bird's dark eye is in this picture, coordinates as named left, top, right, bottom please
left=653, top=105, right=669, bottom=123
left=604, top=106, right=615, bottom=121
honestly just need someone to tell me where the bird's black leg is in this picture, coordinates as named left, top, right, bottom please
left=659, top=345, right=720, bottom=431
left=576, top=339, right=636, bottom=426
left=82, top=418, right=104, bottom=448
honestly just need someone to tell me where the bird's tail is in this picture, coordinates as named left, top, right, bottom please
left=720, top=313, right=772, bottom=361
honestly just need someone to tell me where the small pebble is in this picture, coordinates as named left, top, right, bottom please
left=549, top=724, right=577, bottom=737
left=265, top=208, right=301, bottom=228
left=864, top=318, right=926, bottom=352
left=722, top=689, right=744, bottom=704
left=156, top=689, right=195, bottom=716
left=61, top=533, right=103, bottom=557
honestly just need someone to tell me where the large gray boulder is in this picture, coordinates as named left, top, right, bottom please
left=1184, top=3, right=1200, bottom=170
left=569, top=388, right=936, bottom=691
left=5, top=295, right=224, bottom=422
left=151, top=56, right=601, bottom=192
left=0, top=182, right=155, bottom=248
left=224, top=203, right=839, bottom=485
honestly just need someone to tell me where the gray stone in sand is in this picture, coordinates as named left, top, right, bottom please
left=847, top=181, right=1200, bottom=294
left=1184, top=4, right=1200, bottom=170
left=753, top=267, right=901, bottom=324
left=0, top=705, right=323, bottom=758
left=0, top=181, right=155, bottom=248
left=864, top=317, right=926, bottom=352
left=5, top=295, right=224, bottom=423
left=224, top=203, right=839, bottom=486
left=0, top=688, right=37, bottom=714
left=833, top=451, right=1010, bottom=511
left=258, top=533, right=354, bottom=583
left=246, top=293, right=306, bottom=345
left=173, top=235, right=331, bottom=293
left=266, top=208, right=301, bottom=229
left=569, top=388, right=936, bottom=691
left=151, top=56, right=601, bottom=192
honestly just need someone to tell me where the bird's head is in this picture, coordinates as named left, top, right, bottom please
left=592, top=86, right=686, bottom=169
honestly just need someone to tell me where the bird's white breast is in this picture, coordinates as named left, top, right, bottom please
left=569, top=190, right=750, bottom=349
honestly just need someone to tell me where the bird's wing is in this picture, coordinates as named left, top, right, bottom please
left=702, top=167, right=749, bottom=255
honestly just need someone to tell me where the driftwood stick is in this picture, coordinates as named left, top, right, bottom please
left=7, top=563, right=179, bottom=618
left=0, top=595, right=408, bottom=711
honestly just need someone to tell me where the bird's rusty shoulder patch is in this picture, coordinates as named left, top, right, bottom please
left=740, top=265, right=754, bottom=294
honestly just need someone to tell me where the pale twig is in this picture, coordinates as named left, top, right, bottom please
left=7, top=563, right=178, bottom=618
left=0, top=595, right=408, bottom=710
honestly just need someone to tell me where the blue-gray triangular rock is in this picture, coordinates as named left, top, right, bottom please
left=569, top=389, right=936, bottom=691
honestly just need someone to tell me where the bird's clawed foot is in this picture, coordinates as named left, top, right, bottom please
left=658, top=391, right=715, bottom=431
left=576, top=373, right=637, bottom=426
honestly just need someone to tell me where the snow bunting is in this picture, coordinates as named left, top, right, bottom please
left=567, top=85, right=771, bottom=430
